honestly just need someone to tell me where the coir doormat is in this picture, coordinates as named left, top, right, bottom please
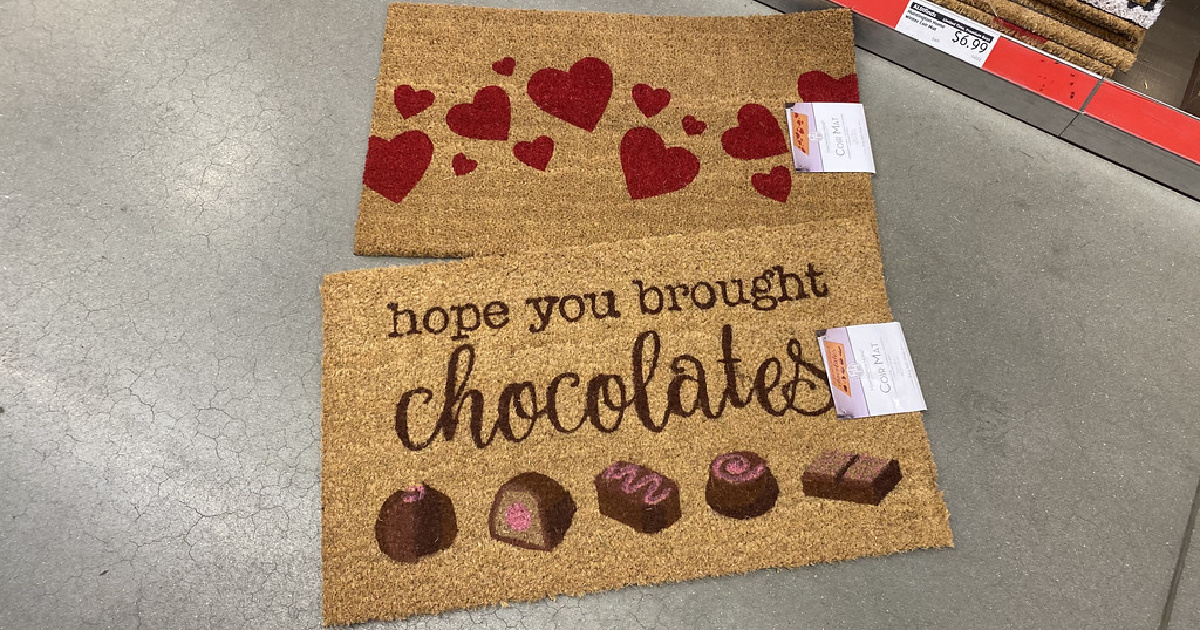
left=930, top=0, right=1137, bottom=75
left=321, top=216, right=953, bottom=625
left=354, top=4, right=872, bottom=257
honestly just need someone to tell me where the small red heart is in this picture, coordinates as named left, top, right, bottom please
left=751, top=166, right=792, bottom=203
left=445, top=86, right=511, bottom=140
left=527, top=57, right=613, bottom=132
left=632, top=84, right=670, bottom=118
left=513, top=136, right=554, bottom=171
left=452, top=152, right=477, bottom=176
left=721, top=104, right=787, bottom=160
left=796, top=71, right=860, bottom=103
left=362, top=131, right=434, bottom=203
left=681, top=115, right=706, bottom=135
left=393, top=85, right=434, bottom=118
left=620, top=127, right=700, bottom=200
left=492, top=57, right=516, bottom=76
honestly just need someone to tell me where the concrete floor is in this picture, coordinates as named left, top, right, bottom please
left=2, top=1, right=1199, bottom=628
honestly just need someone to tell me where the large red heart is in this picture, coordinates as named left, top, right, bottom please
left=721, top=104, right=787, bottom=160
left=363, top=131, right=434, bottom=203
left=527, top=57, right=613, bottom=132
left=394, top=85, right=434, bottom=118
left=445, top=86, right=511, bottom=140
left=751, top=166, right=792, bottom=203
left=796, top=71, right=860, bottom=103
left=620, top=127, right=700, bottom=200
left=632, top=84, right=670, bottom=118
left=513, top=136, right=554, bottom=171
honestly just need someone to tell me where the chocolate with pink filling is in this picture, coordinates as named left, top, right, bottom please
left=594, top=461, right=682, bottom=534
left=489, top=472, right=577, bottom=551
left=375, top=484, right=458, bottom=563
left=705, top=451, right=779, bottom=519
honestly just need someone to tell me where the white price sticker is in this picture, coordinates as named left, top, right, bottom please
left=895, top=0, right=1000, bottom=68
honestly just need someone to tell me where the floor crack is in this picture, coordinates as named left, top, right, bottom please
left=1159, top=472, right=1200, bottom=630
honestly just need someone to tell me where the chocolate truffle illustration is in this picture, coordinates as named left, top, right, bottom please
left=705, top=451, right=779, bottom=519
left=594, top=461, right=682, bottom=534
left=802, top=451, right=902, bottom=505
left=489, top=472, right=577, bottom=551
left=375, top=484, right=458, bottom=563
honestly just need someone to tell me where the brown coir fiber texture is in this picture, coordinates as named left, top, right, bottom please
left=354, top=4, right=872, bottom=257
left=322, top=216, right=953, bottom=625
left=937, top=0, right=1137, bottom=71
left=1011, top=0, right=1145, bottom=52
left=928, top=0, right=1115, bottom=75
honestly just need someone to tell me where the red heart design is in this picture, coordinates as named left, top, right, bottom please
left=445, top=86, right=510, bottom=140
left=394, top=85, right=434, bottom=118
left=681, top=115, right=706, bottom=136
left=513, top=136, right=554, bottom=171
left=632, top=84, right=670, bottom=118
left=527, top=57, right=612, bottom=132
left=796, top=71, right=860, bottom=103
left=492, top=57, right=516, bottom=76
left=363, top=131, right=434, bottom=203
left=620, top=127, right=700, bottom=200
left=452, top=152, right=477, bottom=176
left=721, top=104, right=787, bottom=160
left=751, top=166, right=791, bottom=203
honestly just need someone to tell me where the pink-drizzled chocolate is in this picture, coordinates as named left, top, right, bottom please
left=601, top=461, right=674, bottom=505
left=706, top=451, right=777, bottom=519
left=711, top=453, right=766, bottom=483
left=594, top=461, right=682, bottom=534
left=505, top=501, right=532, bottom=531
left=400, top=485, right=427, bottom=502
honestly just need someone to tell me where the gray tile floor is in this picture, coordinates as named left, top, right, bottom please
left=2, top=1, right=1199, bottom=628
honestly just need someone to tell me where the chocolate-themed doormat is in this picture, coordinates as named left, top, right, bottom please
left=321, top=216, right=953, bottom=625
left=354, top=4, right=873, bottom=257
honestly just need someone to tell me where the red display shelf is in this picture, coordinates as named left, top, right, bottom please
left=827, top=0, right=1200, bottom=166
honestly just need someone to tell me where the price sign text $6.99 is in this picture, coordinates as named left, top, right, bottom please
left=952, top=29, right=989, bottom=52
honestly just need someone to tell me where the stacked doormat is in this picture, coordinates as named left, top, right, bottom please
left=928, top=0, right=1166, bottom=76
left=324, top=3, right=953, bottom=626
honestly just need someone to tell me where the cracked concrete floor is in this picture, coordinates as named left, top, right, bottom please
left=2, top=0, right=1200, bottom=628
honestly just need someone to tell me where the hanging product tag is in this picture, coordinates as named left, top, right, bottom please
left=785, top=102, right=876, bottom=173
left=816, top=322, right=927, bottom=419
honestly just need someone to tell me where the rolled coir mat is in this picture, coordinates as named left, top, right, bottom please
left=354, top=4, right=873, bottom=257
left=950, top=0, right=1139, bottom=70
left=321, top=215, right=953, bottom=625
left=926, top=0, right=1115, bottom=75
left=1010, top=0, right=1146, bottom=52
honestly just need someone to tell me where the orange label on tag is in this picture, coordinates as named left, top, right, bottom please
left=791, top=110, right=810, bottom=154
left=823, top=339, right=852, bottom=397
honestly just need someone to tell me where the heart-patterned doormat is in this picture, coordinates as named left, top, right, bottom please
left=354, top=4, right=872, bottom=257
left=321, top=215, right=953, bottom=625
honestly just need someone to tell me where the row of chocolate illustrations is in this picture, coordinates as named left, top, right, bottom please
left=375, top=450, right=901, bottom=563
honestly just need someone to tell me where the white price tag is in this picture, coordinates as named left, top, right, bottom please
left=784, top=103, right=876, bottom=173
left=895, top=0, right=1000, bottom=68
left=817, top=322, right=927, bottom=420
